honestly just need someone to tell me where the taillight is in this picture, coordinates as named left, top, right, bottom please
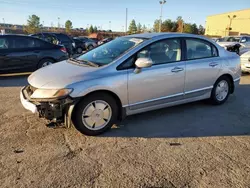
left=60, top=47, right=67, bottom=53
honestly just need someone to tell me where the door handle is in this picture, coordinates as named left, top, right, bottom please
left=209, top=62, right=218, bottom=67
left=171, top=67, right=184, bottom=73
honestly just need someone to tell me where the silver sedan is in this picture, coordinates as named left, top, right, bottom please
left=20, top=33, right=241, bottom=136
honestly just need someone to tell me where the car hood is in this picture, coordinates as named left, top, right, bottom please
left=217, top=42, right=239, bottom=47
left=241, top=50, right=250, bottom=58
left=28, top=60, right=98, bottom=89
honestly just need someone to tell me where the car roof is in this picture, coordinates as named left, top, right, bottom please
left=124, top=32, right=206, bottom=39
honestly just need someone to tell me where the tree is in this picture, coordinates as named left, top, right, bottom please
left=161, top=19, right=178, bottom=32
left=24, top=14, right=41, bottom=34
left=65, top=20, right=73, bottom=33
left=183, top=23, right=192, bottom=33
left=198, top=25, right=205, bottom=35
left=142, top=24, right=147, bottom=33
left=89, top=25, right=94, bottom=34
left=153, top=19, right=160, bottom=32
left=191, top=24, right=198, bottom=34
left=137, top=23, right=142, bottom=33
left=128, top=19, right=137, bottom=34
left=93, top=26, right=98, bottom=33
left=176, top=16, right=184, bottom=33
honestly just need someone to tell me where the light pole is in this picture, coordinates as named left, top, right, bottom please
left=109, top=21, right=111, bottom=31
left=58, top=17, right=60, bottom=29
left=2, top=18, right=5, bottom=28
left=227, top=15, right=236, bottom=35
left=159, top=0, right=166, bottom=32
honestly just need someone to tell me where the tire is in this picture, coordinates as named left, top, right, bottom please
left=87, top=45, right=94, bottom=50
left=235, top=47, right=240, bottom=55
left=37, top=58, right=55, bottom=69
left=209, top=76, right=231, bottom=105
left=72, top=93, right=118, bottom=136
left=76, top=47, right=83, bottom=54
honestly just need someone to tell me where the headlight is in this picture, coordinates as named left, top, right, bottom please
left=30, top=88, right=73, bottom=99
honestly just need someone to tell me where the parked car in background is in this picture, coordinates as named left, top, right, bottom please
left=89, top=38, right=99, bottom=44
left=98, top=37, right=113, bottom=45
left=0, top=35, right=68, bottom=74
left=73, top=37, right=97, bottom=53
left=241, top=51, right=250, bottom=73
left=216, top=36, right=250, bottom=55
left=20, top=33, right=240, bottom=136
left=31, top=33, right=75, bottom=56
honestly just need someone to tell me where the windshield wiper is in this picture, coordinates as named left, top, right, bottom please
left=68, top=58, right=99, bottom=67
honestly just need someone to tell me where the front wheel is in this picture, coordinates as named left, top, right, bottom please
left=72, top=93, right=118, bottom=136
left=209, top=76, right=231, bottom=105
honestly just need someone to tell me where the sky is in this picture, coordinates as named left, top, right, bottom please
left=1, top=0, right=250, bottom=31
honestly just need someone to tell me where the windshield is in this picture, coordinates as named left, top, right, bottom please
left=77, top=37, right=145, bottom=66
left=218, top=37, right=240, bottom=42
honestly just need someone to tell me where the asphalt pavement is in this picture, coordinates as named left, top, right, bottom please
left=0, top=74, right=250, bottom=188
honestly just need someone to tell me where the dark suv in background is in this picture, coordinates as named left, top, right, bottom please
left=0, top=35, right=68, bottom=74
left=31, top=33, right=75, bottom=56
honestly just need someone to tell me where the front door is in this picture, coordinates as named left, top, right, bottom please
left=127, top=38, right=185, bottom=110
left=184, top=38, right=221, bottom=98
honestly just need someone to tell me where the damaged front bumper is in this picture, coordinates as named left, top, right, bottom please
left=20, top=85, right=77, bottom=127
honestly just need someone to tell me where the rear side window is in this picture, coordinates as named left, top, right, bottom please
left=43, top=34, right=58, bottom=44
left=0, top=38, right=9, bottom=49
left=12, top=37, right=36, bottom=49
left=54, top=34, right=71, bottom=42
left=34, top=38, right=52, bottom=48
left=186, top=39, right=214, bottom=60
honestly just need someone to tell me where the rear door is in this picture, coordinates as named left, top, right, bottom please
left=184, top=38, right=221, bottom=98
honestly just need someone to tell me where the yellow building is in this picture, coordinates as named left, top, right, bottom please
left=205, top=9, right=250, bottom=37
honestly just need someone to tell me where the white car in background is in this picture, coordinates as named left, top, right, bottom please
left=241, top=51, right=250, bottom=73
left=217, top=36, right=250, bottom=55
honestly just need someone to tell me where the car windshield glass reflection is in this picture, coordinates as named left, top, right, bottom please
left=77, top=37, right=145, bottom=66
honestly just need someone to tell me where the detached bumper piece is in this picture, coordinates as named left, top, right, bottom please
left=21, top=86, right=76, bottom=127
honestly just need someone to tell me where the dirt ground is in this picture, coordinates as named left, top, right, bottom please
left=0, top=75, right=250, bottom=188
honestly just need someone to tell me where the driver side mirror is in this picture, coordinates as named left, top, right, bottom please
left=134, top=57, right=153, bottom=74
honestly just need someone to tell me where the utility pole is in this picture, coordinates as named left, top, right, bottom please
left=228, top=15, right=236, bottom=36
left=125, top=8, right=128, bottom=35
left=159, top=0, right=166, bottom=32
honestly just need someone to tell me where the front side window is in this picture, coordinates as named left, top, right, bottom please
left=186, top=39, right=213, bottom=60
left=77, top=37, right=146, bottom=66
left=0, top=38, right=9, bottom=49
left=137, top=39, right=181, bottom=65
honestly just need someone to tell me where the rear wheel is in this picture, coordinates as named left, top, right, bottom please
left=72, top=93, right=118, bottom=136
left=87, top=45, right=94, bottom=50
left=76, top=47, right=83, bottom=54
left=209, top=76, right=231, bottom=105
left=38, top=58, right=55, bottom=69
